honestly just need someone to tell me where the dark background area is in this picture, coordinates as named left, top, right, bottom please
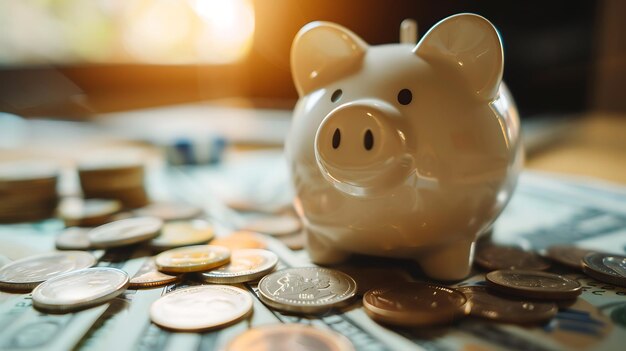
left=0, top=0, right=615, bottom=119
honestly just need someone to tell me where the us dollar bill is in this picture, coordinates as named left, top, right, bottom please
left=1, top=152, right=625, bottom=351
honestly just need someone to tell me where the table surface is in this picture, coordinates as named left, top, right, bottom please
left=525, top=113, right=626, bottom=185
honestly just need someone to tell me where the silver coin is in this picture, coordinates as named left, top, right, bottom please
left=134, top=202, right=202, bottom=221
left=0, top=251, right=96, bottom=292
left=56, top=227, right=92, bottom=250
left=0, top=255, right=11, bottom=268
left=88, top=217, right=163, bottom=248
left=582, top=253, right=626, bottom=287
left=258, top=267, right=357, bottom=314
left=150, top=285, right=252, bottom=331
left=603, top=256, right=626, bottom=277
left=200, top=249, right=278, bottom=284
left=32, top=267, right=129, bottom=313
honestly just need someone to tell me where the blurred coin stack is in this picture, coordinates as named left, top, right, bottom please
left=0, top=161, right=59, bottom=223
left=78, top=160, right=148, bottom=209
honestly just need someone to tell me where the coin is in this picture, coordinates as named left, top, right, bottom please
left=58, top=198, right=121, bottom=227
left=129, top=259, right=179, bottom=289
left=543, top=245, right=596, bottom=271
left=211, top=231, right=267, bottom=250
left=150, top=285, right=252, bottom=331
left=363, top=282, right=468, bottom=327
left=474, top=244, right=551, bottom=271
left=604, top=256, right=626, bottom=277
left=78, top=160, right=144, bottom=191
left=32, top=267, right=129, bottom=313
left=0, top=255, right=11, bottom=268
left=225, top=324, right=355, bottom=351
left=200, top=249, right=278, bottom=284
left=459, top=286, right=558, bottom=324
left=258, top=267, right=357, bottom=314
left=56, top=227, right=92, bottom=250
left=0, top=160, right=58, bottom=189
left=88, top=217, right=163, bottom=249
left=0, top=160, right=59, bottom=223
left=0, top=251, right=96, bottom=292
left=155, top=245, right=230, bottom=273
left=149, top=220, right=214, bottom=250
left=277, top=231, right=305, bottom=250
left=335, top=266, right=413, bottom=296
left=133, top=202, right=202, bottom=221
left=243, top=215, right=302, bottom=236
left=582, top=253, right=626, bottom=287
left=486, top=270, right=582, bottom=300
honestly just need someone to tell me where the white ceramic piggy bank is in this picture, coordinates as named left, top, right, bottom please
left=285, top=14, right=522, bottom=280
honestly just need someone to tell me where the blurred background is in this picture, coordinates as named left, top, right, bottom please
left=0, top=0, right=625, bottom=181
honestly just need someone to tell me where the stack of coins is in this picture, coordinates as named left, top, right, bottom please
left=0, top=161, right=59, bottom=223
left=78, top=159, right=148, bottom=209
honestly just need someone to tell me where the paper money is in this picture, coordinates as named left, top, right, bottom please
left=1, top=151, right=625, bottom=351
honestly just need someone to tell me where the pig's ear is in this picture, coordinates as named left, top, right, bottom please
left=414, top=14, right=503, bottom=100
left=291, top=21, right=368, bottom=97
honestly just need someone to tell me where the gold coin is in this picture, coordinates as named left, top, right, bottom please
left=363, top=282, right=468, bottom=327
left=242, top=215, right=302, bottom=236
left=459, top=286, right=558, bottom=324
left=211, top=231, right=267, bottom=250
left=129, top=259, right=179, bottom=289
left=335, top=266, right=412, bottom=296
left=225, top=324, right=355, bottom=351
left=155, top=245, right=230, bottom=273
left=150, top=220, right=214, bottom=250
left=486, top=270, right=582, bottom=300
left=474, top=243, right=551, bottom=271
left=150, top=285, right=252, bottom=331
left=199, top=249, right=278, bottom=284
left=78, top=158, right=144, bottom=191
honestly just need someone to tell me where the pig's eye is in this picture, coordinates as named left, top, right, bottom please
left=397, top=89, right=412, bottom=105
left=331, top=89, right=342, bottom=103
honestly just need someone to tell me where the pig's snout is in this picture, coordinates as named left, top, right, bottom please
left=315, top=99, right=411, bottom=196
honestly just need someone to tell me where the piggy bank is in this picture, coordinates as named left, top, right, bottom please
left=285, top=14, right=522, bottom=280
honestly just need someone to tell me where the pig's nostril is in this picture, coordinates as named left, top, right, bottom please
left=364, top=129, right=374, bottom=150
left=332, top=128, right=341, bottom=149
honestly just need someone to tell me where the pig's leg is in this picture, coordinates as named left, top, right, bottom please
left=306, top=227, right=350, bottom=264
left=417, top=239, right=474, bottom=281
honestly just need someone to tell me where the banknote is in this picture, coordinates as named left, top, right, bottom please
left=0, top=150, right=625, bottom=351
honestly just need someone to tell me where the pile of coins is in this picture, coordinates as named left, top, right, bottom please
left=78, top=160, right=148, bottom=209
left=0, top=161, right=59, bottom=223
left=2, top=211, right=626, bottom=351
